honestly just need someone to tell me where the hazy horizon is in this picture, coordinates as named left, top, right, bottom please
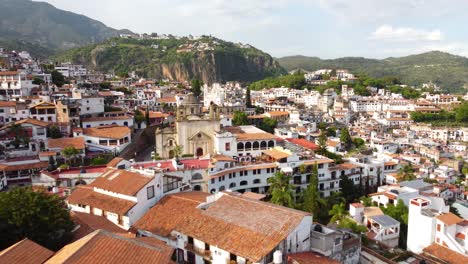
left=38, top=0, right=468, bottom=59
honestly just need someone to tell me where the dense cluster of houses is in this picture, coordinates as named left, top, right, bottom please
left=1, top=47, right=468, bottom=263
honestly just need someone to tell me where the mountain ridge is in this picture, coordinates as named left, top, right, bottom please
left=276, top=51, right=468, bottom=92
left=0, top=0, right=132, bottom=57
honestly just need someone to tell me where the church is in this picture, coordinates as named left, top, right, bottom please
left=155, top=93, right=221, bottom=158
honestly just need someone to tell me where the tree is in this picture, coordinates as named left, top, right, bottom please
left=340, top=127, right=352, bottom=150
left=317, top=130, right=328, bottom=155
left=245, top=87, right=253, bottom=108
left=191, top=79, right=202, bottom=97
left=47, top=156, right=56, bottom=172
left=302, top=163, right=319, bottom=214
left=268, top=171, right=294, bottom=208
left=0, top=187, right=74, bottom=250
left=145, top=107, right=150, bottom=126
left=91, top=156, right=107, bottom=165
left=233, top=111, right=248, bottom=126
left=47, top=126, right=62, bottom=139
left=376, top=167, right=382, bottom=187
left=32, top=77, right=45, bottom=85
left=173, top=144, right=183, bottom=159
left=62, top=146, right=79, bottom=166
left=361, top=196, right=373, bottom=207
left=329, top=203, right=349, bottom=224
left=326, top=127, right=336, bottom=137
left=398, top=164, right=416, bottom=182
left=259, top=117, right=277, bottom=133
left=338, top=218, right=367, bottom=234
left=381, top=199, right=409, bottom=249
left=9, top=124, right=29, bottom=148
left=340, top=174, right=357, bottom=204
left=51, top=70, right=65, bottom=87
left=134, top=110, right=145, bottom=126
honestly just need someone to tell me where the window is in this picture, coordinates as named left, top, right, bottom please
left=225, top=142, right=231, bottom=151
left=436, top=224, right=441, bottom=232
left=147, top=186, right=155, bottom=199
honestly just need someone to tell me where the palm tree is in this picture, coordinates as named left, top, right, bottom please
left=268, top=171, right=294, bottom=208
left=398, top=164, right=416, bottom=181
left=329, top=203, right=349, bottom=224
left=62, top=146, right=79, bottom=166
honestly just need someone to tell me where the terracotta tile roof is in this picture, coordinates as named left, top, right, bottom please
left=350, top=203, right=364, bottom=208
left=0, top=101, right=16, bottom=107
left=0, top=161, right=48, bottom=171
left=158, top=97, right=176, bottom=103
left=363, top=207, right=384, bottom=217
left=106, top=157, right=124, bottom=168
left=302, top=158, right=334, bottom=165
left=384, top=161, right=398, bottom=166
left=263, top=148, right=291, bottom=160
left=236, top=132, right=277, bottom=141
left=286, top=138, right=319, bottom=151
left=71, top=212, right=129, bottom=241
left=288, top=252, right=339, bottom=264
left=212, top=154, right=235, bottom=162
left=241, top=191, right=266, bottom=200
left=82, top=115, right=133, bottom=122
left=436, top=213, right=464, bottom=226
left=89, top=169, right=154, bottom=196
left=67, top=187, right=136, bottom=215
left=83, top=125, right=130, bottom=139
left=423, top=243, right=468, bottom=264
left=0, top=71, right=19, bottom=76
left=149, top=111, right=169, bottom=118
left=39, top=151, right=57, bottom=157
left=335, top=163, right=361, bottom=170
left=46, top=230, right=174, bottom=264
left=48, top=137, right=85, bottom=150
left=327, top=140, right=340, bottom=147
left=0, top=238, right=54, bottom=264
left=267, top=111, right=289, bottom=117
left=0, top=118, right=48, bottom=130
left=134, top=192, right=309, bottom=262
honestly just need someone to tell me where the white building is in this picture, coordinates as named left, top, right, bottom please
left=66, top=168, right=166, bottom=230
left=135, top=191, right=313, bottom=264
left=75, top=125, right=131, bottom=153
left=407, top=197, right=467, bottom=256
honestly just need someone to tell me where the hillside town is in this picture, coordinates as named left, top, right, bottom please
left=1, top=42, right=468, bottom=264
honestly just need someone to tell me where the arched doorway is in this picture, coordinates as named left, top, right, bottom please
left=196, top=147, right=203, bottom=157
left=193, top=185, right=201, bottom=191
left=75, top=179, right=86, bottom=186
left=169, top=150, right=175, bottom=159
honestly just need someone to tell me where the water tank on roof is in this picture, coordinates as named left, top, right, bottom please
left=273, top=250, right=283, bottom=264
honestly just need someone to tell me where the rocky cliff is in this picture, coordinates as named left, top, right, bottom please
left=55, top=36, right=285, bottom=83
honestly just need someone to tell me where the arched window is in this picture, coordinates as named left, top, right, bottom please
left=192, top=173, right=203, bottom=180
left=224, top=163, right=229, bottom=169
left=268, top=140, right=275, bottom=148
left=75, top=179, right=86, bottom=186
left=124, top=121, right=128, bottom=126
left=219, top=186, right=226, bottom=191
left=240, top=180, right=248, bottom=186
left=253, top=141, right=259, bottom=150
left=210, top=189, right=216, bottom=194
left=245, top=142, right=252, bottom=150
left=193, top=185, right=201, bottom=191
left=237, top=142, right=244, bottom=151
left=253, top=179, right=261, bottom=184
left=196, top=148, right=203, bottom=157
left=229, top=182, right=236, bottom=188
left=260, top=141, right=267, bottom=149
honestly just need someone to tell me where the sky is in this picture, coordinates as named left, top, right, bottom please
left=39, top=0, right=468, bottom=59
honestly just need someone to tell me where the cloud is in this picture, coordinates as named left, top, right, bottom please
left=370, top=25, right=443, bottom=42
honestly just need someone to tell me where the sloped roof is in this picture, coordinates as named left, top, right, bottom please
left=88, top=169, right=153, bottom=196
left=46, top=230, right=174, bottom=264
left=48, top=137, right=85, bottom=150
left=83, top=125, right=130, bottom=139
left=134, top=192, right=309, bottom=262
left=0, top=238, right=53, bottom=264
left=67, top=187, right=136, bottom=215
